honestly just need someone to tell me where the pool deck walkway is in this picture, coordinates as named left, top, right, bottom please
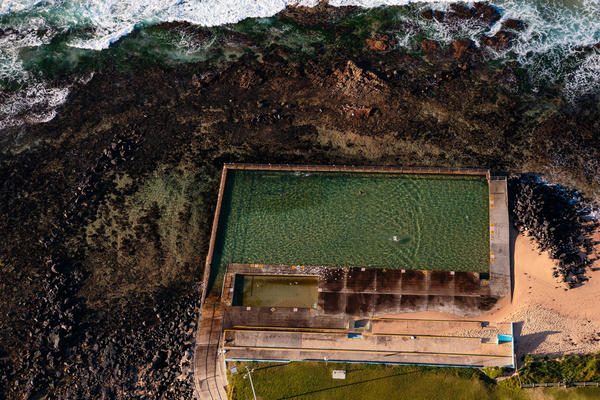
left=223, top=319, right=514, bottom=368
left=488, top=177, right=510, bottom=300
left=194, top=303, right=227, bottom=400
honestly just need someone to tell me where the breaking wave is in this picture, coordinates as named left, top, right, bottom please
left=0, top=0, right=599, bottom=129
left=0, top=81, right=71, bottom=130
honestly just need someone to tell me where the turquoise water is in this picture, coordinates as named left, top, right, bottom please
left=209, top=170, right=490, bottom=291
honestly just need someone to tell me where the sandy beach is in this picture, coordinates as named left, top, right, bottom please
left=388, top=226, right=600, bottom=362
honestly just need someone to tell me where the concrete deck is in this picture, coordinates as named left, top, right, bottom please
left=223, top=319, right=514, bottom=368
left=194, top=303, right=227, bottom=400
left=488, top=177, right=511, bottom=299
left=370, top=318, right=511, bottom=336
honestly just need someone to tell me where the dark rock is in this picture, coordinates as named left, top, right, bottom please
left=502, top=19, right=527, bottom=31
left=473, top=3, right=501, bottom=25
left=420, top=9, right=434, bottom=20
left=480, top=31, right=516, bottom=50
left=494, top=64, right=519, bottom=92
left=451, top=38, right=475, bottom=62
left=433, top=10, right=445, bottom=22
left=365, top=33, right=397, bottom=52
left=421, top=39, right=444, bottom=59
left=49, top=332, right=62, bottom=350
left=222, top=30, right=255, bottom=47
left=448, top=4, right=476, bottom=19
left=239, top=69, right=263, bottom=89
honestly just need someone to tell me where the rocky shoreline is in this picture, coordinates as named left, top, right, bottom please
left=2, top=256, right=199, bottom=399
left=1, top=3, right=600, bottom=399
left=510, top=176, right=597, bottom=288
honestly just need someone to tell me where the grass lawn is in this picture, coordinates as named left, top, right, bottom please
left=532, top=387, right=600, bottom=399
left=227, top=361, right=526, bottom=400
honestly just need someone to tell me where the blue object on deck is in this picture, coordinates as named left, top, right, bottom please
left=498, top=334, right=513, bottom=343
left=354, top=320, right=369, bottom=329
left=348, top=333, right=363, bottom=339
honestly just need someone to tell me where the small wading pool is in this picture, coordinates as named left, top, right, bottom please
left=232, top=275, right=319, bottom=308
left=209, top=170, right=490, bottom=292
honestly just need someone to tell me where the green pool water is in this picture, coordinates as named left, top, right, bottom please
left=232, top=275, right=319, bottom=308
left=209, top=170, right=490, bottom=292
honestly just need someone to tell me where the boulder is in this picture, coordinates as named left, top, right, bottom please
left=449, top=4, right=476, bottom=19
left=420, top=10, right=434, bottom=20
left=421, top=39, right=444, bottom=59
left=365, top=33, right=397, bottom=52
left=502, top=19, right=527, bottom=31
left=473, top=3, right=501, bottom=25
left=480, top=31, right=516, bottom=50
left=451, top=38, right=475, bottom=62
left=49, top=332, right=62, bottom=351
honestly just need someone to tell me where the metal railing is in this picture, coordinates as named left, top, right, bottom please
left=224, top=163, right=490, bottom=178
left=521, top=382, right=600, bottom=388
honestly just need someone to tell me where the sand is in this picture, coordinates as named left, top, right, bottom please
left=387, top=226, right=600, bottom=363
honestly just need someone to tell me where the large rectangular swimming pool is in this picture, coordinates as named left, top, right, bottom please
left=209, top=170, right=489, bottom=291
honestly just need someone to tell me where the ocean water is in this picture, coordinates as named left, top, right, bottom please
left=0, top=0, right=599, bottom=129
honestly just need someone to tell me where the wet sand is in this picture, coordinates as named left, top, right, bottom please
left=386, top=226, right=600, bottom=362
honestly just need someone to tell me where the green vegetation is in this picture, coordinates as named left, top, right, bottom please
left=519, top=353, right=600, bottom=384
left=484, top=366, right=509, bottom=380
left=227, top=361, right=525, bottom=400
left=532, top=387, right=600, bottom=399
left=80, top=162, right=219, bottom=320
left=228, top=360, right=600, bottom=399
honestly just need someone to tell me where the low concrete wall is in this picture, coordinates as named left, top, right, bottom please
left=225, top=163, right=489, bottom=178
left=202, top=165, right=228, bottom=303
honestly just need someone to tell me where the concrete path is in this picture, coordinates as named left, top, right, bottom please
left=489, top=177, right=511, bottom=299
left=194, top=303, right=227, bottom=400
left=223, top=328, right=513, bottom=367
left=222, top=318, right=515, bottom=368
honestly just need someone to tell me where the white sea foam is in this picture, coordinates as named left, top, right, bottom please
left=69, top=0, right=294, bottom=50
left=0, top=82, right=71, bottom=130
left=0, top=0, right=598, bottom=124
left=0, top=28, right=52, bottom=83
left=500, top=0, right=600, bottom=103
left=0, top=0, right=46, bottom=16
